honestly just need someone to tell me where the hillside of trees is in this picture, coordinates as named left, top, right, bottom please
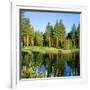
left=20, top=12, right=80, bottom=50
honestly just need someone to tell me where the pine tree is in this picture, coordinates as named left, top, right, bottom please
left=45, top=22, right=53, bottom=47
left=71, top=24, right=76, bottom=48
left=35, top=31, right=43, bottom=46
left=76, top=23, right=80, bottom=48
left=21, top=11, right=35, bottom=47
left=54, top=19, right=66, bottom=48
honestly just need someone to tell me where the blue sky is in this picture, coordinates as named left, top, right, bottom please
left=24, top=10, right=80, bottom=34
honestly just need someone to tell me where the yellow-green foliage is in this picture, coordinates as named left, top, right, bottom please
left=21, top=65, right=47, bottom=78
left=64, top=39, right=72, bottom=50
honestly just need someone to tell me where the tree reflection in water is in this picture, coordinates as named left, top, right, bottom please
left=21, top=51, right=80, bottom=78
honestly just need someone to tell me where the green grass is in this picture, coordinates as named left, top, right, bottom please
left=21, top=46, right=58, bottom=54
left=21, top=46, right=80, bottom=54
left=58, top=48, right=80, bottom=54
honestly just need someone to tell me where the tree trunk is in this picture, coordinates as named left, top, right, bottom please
left=26, top=34, right=29, bottom=47
left=49, top=37, right=51, bottom=47
left=23, top=36, right=26, bottom=47
left=74, top=40, right=75, bottom=48
left=56, top=38, right=58, bottom=48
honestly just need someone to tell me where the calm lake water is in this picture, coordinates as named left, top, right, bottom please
left=21, top=51, right=80, bottom=78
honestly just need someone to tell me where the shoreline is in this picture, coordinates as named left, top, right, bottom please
left=21, top=46, right=80, bottom=54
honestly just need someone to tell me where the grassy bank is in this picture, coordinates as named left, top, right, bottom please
left=22, top=46, right=58, bottom=54
left=58, top=48, right=80, bottom=54
left=21, top=46, right=80, bottom=54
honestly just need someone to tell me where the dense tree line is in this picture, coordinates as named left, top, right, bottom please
left=21, top=12, right=80, bottom=49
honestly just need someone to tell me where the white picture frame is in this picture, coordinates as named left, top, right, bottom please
left=11, top=1, right=88, bottom=88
